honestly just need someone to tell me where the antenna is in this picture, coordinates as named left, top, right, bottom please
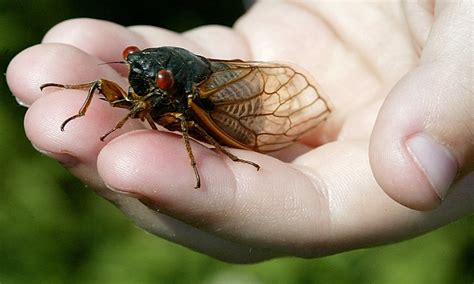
left=98, top=61, right=127, bottom=66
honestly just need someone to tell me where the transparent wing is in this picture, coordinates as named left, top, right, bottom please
left=195, top=60, right=333, bottom=152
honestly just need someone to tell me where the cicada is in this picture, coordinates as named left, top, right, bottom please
left=41, top=46, right=333, bottom=188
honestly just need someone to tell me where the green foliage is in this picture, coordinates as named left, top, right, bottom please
left=0, top=0, right=472, bottom=283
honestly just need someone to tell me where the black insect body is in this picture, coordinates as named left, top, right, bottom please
left=41, top=46, right=332, bottom=188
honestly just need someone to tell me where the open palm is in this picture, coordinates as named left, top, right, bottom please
left=7, top=1, right=472, bottom=262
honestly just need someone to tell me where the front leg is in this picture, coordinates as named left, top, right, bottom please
left=40, top=79, right=128, bottom=131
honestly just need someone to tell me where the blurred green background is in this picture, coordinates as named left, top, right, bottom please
left=0, top=0, right=472, bottom=283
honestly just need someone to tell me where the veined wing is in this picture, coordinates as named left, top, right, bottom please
left=194, top=60, right=333, bottom=152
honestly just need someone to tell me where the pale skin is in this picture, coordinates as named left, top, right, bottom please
left=6, top=1, right=473, bottom=262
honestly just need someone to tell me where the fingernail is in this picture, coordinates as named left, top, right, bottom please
left=31, top=143, right=80, bottom=168
left=105, top=183, right=143, bottom=199
left=138, top=197, right=161, bottom=212
left=15, top=96, right=30, bottom=107
left=406, top=133, right=458, bottom=200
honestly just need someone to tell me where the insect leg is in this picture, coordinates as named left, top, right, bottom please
left=40, top=81, right=103, bottom=91
left=40, top=79, right=129, bottom=131
left=180, top=120, right=201, bottom=189
left=145, top=114, right=158, bottom=130
left=191, top=123, right=260, bottom=171
left=100, top=105, right=145, bottom=141
left=58, top=81, right=101, bottom=131
left=99, top=114, right=131, bottom=141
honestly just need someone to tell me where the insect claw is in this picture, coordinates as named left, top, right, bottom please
left=234, top=158, right=260, bottom=171
left=60, top=114, right=82, bottom=131
left=60, top=120, right=69, bottom=131
left=252, top=162, right=260, bottom=171
left=193, top=165, right=201, bottom=189
left=40, top=83, right=65, bottom=91
left=99, top=129, right=115, bottom=141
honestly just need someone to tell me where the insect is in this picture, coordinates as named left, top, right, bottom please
left=41, top=46, right=333, bottom=188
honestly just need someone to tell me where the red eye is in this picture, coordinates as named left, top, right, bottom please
left=156, top=69, right=175, bottom=90
left=122, top=46, right=140, bottom=60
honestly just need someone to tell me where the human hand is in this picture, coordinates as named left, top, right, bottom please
left=6, top=1, right=473, bottom=262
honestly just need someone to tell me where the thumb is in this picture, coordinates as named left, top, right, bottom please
left=369, top=1, right=473, bottom=211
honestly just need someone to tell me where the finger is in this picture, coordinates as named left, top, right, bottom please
left=97, top=130, right=332, bottom=256
left=14, top=44, right=141, bottom=189
left=98, top=133, right=474, bottom=258
left=370, top=1, right=473, bottom=210
left=293, top=142, right=474, bottom=247
left=128, top=25, right=207, bottom=55
left=402, top=0, right=434, bottom=51
left=183, top=25, right=252, bottom=59
left=42, top=18, right=147, bottom=74
left=129, top=24, right=252, bottom=59
left=112, top=194, right=277, bottom=263
left=6, top=43, right=125, bottom=107
left=234, top=1, right=418, bottom=147
left=24, top=87, right=144, bottom=188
